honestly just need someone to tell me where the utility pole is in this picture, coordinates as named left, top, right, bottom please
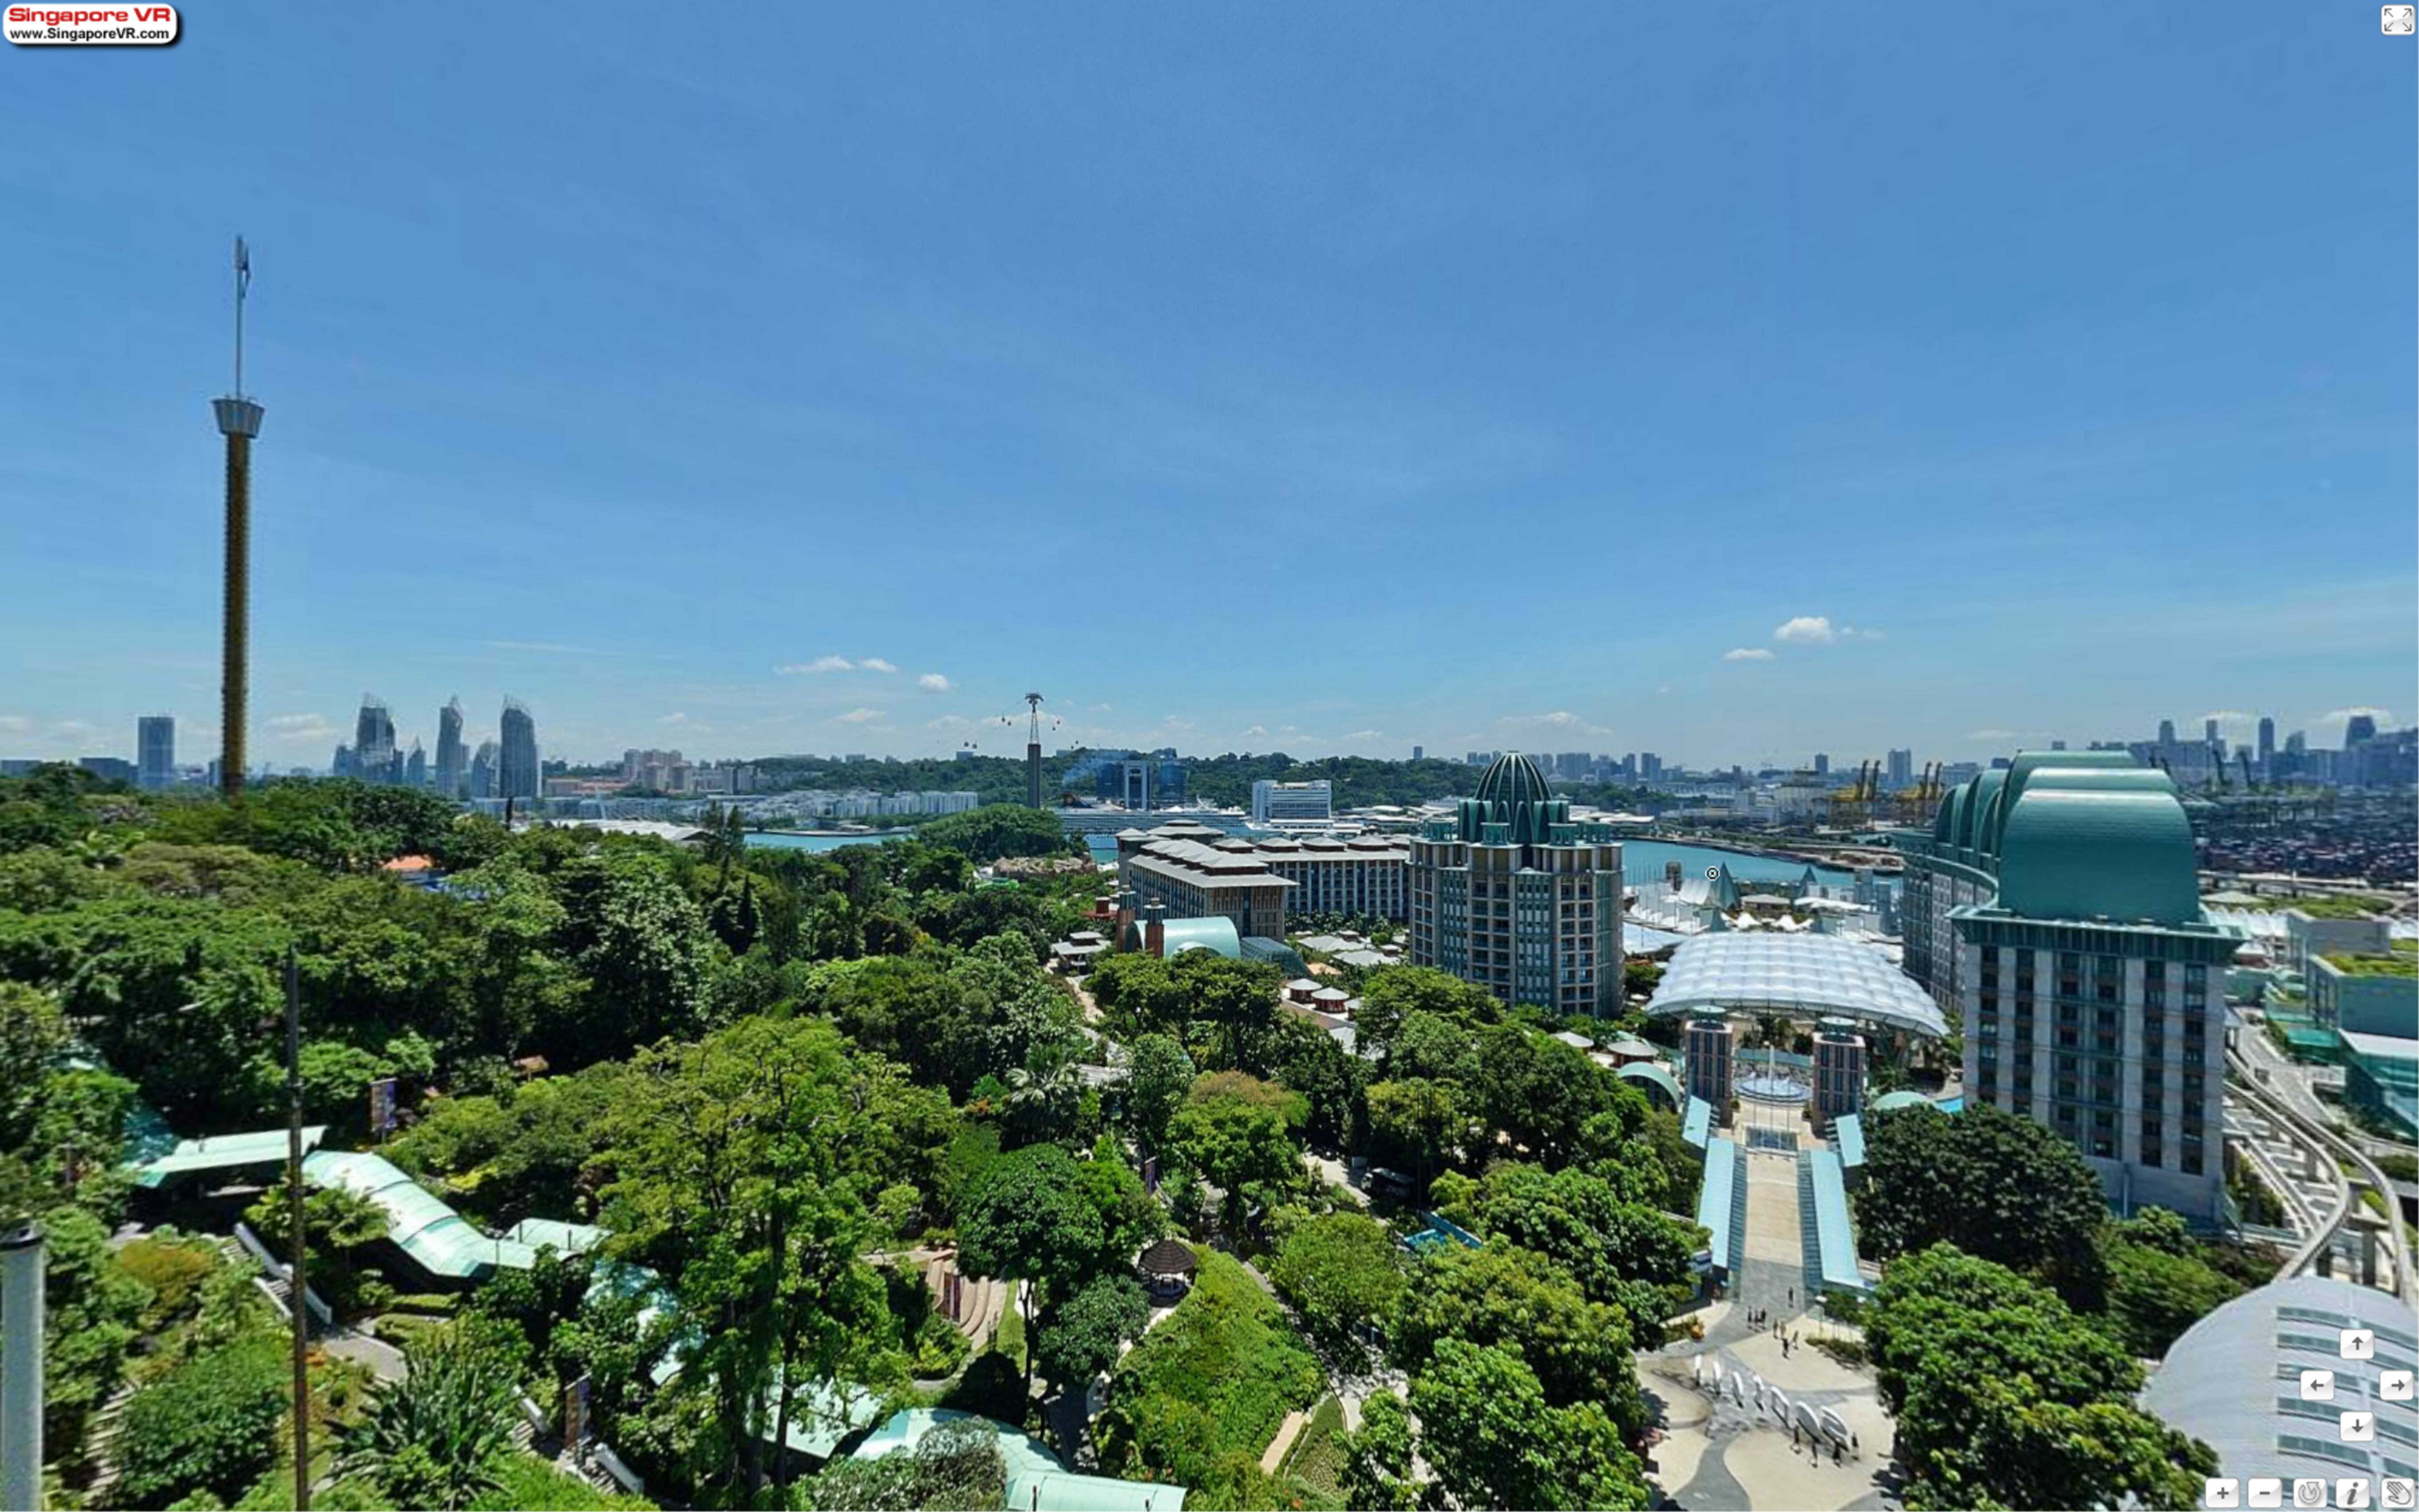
left=283, top=948, right=310, bottom=1511
left=214, top=237, right=265, bottom=800
left=1, top=1220, right=43, bottom=1512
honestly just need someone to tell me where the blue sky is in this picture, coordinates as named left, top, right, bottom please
left=3, top=4, right=2411, bottom=771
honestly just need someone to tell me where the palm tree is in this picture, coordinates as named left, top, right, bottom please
left=335, top=1326, right=521, bottom=1510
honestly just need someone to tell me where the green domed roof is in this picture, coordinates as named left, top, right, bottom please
left=1957, top=770, right=2008, bottom=852
left=1476, top=751, right=1554, bottom=811
left=1457, top=750, right=1570, bottom=845
left=1996, top=790, right=2201, bottom=925
left=1934, top=783, right=1965, bottom=842
left=1986, top=751, right=2154, bottom=858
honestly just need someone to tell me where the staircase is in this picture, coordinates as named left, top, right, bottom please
left=80, top=1375, right=142, bottom=1506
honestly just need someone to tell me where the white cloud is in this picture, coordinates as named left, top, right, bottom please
left=1338, top=729, right=1386, bottom=742
left=1770, top=615, right=1882, bottom=644
left=1723, top=647, right=1775, bottom=663
left=1965, top=728, right=2021, bottom=742
left=1501, top=711, right=1614, bottom=737
left=831, top=707, right=887, bottom=725
left=917, top=673, right=951, bottom=692
left=0, top=715, right=29, bottom=735
left=925, top=715, right=976, bottom=731
left=1240, top=725, right=1268, bottom=738
left=1159, top=716, right=1197, bottom=731
left=776, top=655, right=855, bottom=675
left=1090, top=703, right=1113, bottom=713
left=861, top=658, right=900, bottom=674
left=658, top=712, right=688, bottom=725
left=2320, top=706, right=2391, bottom=725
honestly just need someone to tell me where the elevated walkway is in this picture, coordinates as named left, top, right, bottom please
left=1796, top=1149, right=1869, bottom=1301
left=1694, top=1137, right=1748, bottom=1285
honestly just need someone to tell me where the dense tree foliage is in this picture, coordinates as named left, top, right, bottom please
left=1266, top=1210, right=1405, bottom=1367
left=1864, top=1244, right=2215, bottom=1511
left=913, top=804, right=1081, bottom=861
left=336, top=1325, right=524, bottom=1511
left=1429, top=1162, right=1700, bottom=1334
left=1413, top=1338, right=1649, bottom=1511
left=1855, top=1103, right=2109, bottom=1287
left=114, top=1330, right=292, bottom=1509
left=1392, top=1239, right=1646, bottom=1439
left=0, top=769, right=1694, bottom=1510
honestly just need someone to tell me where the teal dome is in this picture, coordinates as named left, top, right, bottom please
left=1476, top=751, right=1554, bottom=810
left=1957, top=769, right=2008, bottom=852
left=1996, top=790, right=2201, bottom=925
left=1459, top=750, right=1569, bottom=845
left=1985, top=751, right=2153, bottom=857
left=1933, top=782, right=1965, bottom=843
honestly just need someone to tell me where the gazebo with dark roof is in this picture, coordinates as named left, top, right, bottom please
left=1139, top=1237, right=1199, bottom=1301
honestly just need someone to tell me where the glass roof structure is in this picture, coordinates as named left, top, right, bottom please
left=129, top=1126, right=326, bottom=1189
left=1643, top=932, right=1949, bottom=1039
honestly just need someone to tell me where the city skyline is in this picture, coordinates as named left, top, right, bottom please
left=2, top=6, right=2411, bottom=768
left=7, top=693, right=2407, bottom=777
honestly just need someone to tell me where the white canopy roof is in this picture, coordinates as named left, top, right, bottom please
left=1644, top=931, right=1948, bottom=1039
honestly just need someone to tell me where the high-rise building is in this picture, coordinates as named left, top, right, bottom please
left=498, top=699, right=538, bottom=802
left=1554, top=752, right=1592, bottom=780
left=2157, top=718, right=2176, bottom=746
left=1411, top=746, right=1424, bottom=761
left=467, top=740, right=501, bottom=801
left=2256, top=716, right=2276, bottom=774
left=1251, top=779, right=1333, bottom=826
left=354, top=696, right=397, bottom=785
left=1893, top=750, right=2237, bottom=1220
left=1812, top=752, right=1831, bottom=777
left=1639, top=753, right=1663, bottom=782
left=2203, top=717, right=2220, bottom=746
left=2345, top=713, right=2380, bottom=748
left=137, top=715, right=176, bottom=790
left=403, top=741, right=426, bottom=789
left=1886, top=748, right=1914, bottom=790
left=1407, top=752, right=1624, bottom=1016
left=435, top=697, right=466, bottom=798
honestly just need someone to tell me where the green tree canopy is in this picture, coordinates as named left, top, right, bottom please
left=1855, top=1103, right=2108, bottom=1287
left=1392, top=1239, right=1646, bottom=1438
left=1406, top=1338, right=1649, bottom=1512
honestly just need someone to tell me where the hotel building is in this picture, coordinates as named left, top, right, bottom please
left=1894, top=750, right=2240, bottom=1220
left=1405, top=752, right=1625, bottom=1016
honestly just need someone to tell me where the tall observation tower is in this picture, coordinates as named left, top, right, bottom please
left=1024, top=692, right=1045, bottom=809
left=213, top=238, right=264, bottom=799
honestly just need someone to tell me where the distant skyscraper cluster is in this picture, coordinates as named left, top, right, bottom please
left=2125, top=710, right=2416, bottom=790
left=331, top=695, right=539, bottom=803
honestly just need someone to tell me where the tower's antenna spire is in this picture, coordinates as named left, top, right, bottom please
left=233, top=236, right=252, bottom=399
